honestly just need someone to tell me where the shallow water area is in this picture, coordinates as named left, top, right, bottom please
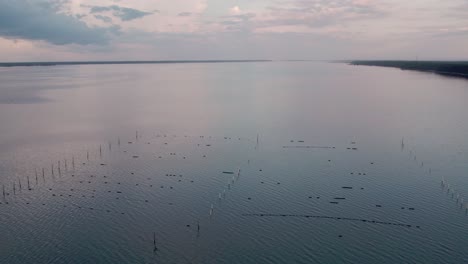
left=1, top=62, right=468, bottom=263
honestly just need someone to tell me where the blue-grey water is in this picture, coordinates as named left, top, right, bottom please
left=1, top=62, right=468, bottom=263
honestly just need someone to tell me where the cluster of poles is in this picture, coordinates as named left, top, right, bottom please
left=2, top=156, right=78, bottom=202
left=402, top=137, right=468, bottom=213
left=210, top=168, right=242, bottom=217
left=0, top=131, right=137, bottom=203
left=441, top=178, right=468, bottom=212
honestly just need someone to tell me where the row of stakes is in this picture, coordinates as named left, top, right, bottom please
left=441, top=178, right=468, bottom=212
left=1, top=130, right=255, bottom=202
left=0, top=130, right=260, bottom=256
left=403, top=137, right=468, bottom=214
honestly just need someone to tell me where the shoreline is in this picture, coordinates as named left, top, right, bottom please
left=350, top=60, right=468, bottom=80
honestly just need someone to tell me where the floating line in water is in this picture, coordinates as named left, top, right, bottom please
left=282, top=146, right=335, bottom=149
left=242, top=213, right=419, bottom=228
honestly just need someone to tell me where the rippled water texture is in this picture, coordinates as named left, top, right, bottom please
left=1, top=62, right=468, bottom=263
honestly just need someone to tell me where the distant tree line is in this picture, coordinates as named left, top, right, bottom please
left=351, top=60, right=468, bottom=79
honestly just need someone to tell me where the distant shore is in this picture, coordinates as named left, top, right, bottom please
left=350, top=60, right=468, bottom=79
left=0, top=60, right=271, bottom=68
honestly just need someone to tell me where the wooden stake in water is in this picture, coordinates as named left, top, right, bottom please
left=99, top=145, right=102, bottom=157
left=72, top=157, right=75, bottom=170
left=64, top=159, right=67, bottom=171
left=153, top=232, right=157, bottom=252
left=136, top=131, right=139, bottom=141
left=52, top=164, right=54, bottom=177
left=58, top=161, right=61, bottom=177
left=255, top=134, right=259, bottom=150
left=87, top=151, right=89, bottom=161
left=19, top=179, right=22, bottom=191
left=118, top=137, right=121, bottom=146
left=35, top=169, right=38, bottom=184
left=13, top=182, right=16, bottom=195
left=27, top=176, right=31, bottom=190
left=2, top=185, right=5, bottom=200
left=42, top=168, right=45, bottom=183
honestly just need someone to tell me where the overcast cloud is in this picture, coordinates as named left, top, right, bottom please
left=0, top=0, right=467, bottom=61
left=0, top=0, right=114, bottom=45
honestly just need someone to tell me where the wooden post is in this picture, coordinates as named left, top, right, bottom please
left=256, top=134, right=259, bottom=150
left=153, top=232, right=157, bottom=252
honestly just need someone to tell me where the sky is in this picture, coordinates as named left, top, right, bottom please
left=0, top=0, right=467, bottom=61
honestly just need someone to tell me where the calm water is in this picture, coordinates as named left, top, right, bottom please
left=1, top=62, right=468, bottom=263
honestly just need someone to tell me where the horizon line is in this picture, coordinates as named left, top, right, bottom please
left=1, top=59, right=467, bottom=68
left=0, top=60, right=275, bottom=68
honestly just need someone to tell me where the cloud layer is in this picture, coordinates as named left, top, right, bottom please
left=0, top=0, right=467, bottom=60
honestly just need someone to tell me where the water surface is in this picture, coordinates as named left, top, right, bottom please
left=1, top=62, right=468, bottom=263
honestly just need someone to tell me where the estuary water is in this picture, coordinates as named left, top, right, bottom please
left=0, top=61, right=468, bottom=263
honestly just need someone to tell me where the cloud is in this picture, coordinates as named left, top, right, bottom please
left=86, top=4, right=155, bottom=21
left=254, top=0, right=387, bottom=31
left=229, top=6, right=242, bottom=15
left=218, top=13, right=256, bottom=32
left=94, top=15, right=113, bottom=23
left=0, top=0, right=114, bottom=45
left=178, top=12, right=192, bottom=17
